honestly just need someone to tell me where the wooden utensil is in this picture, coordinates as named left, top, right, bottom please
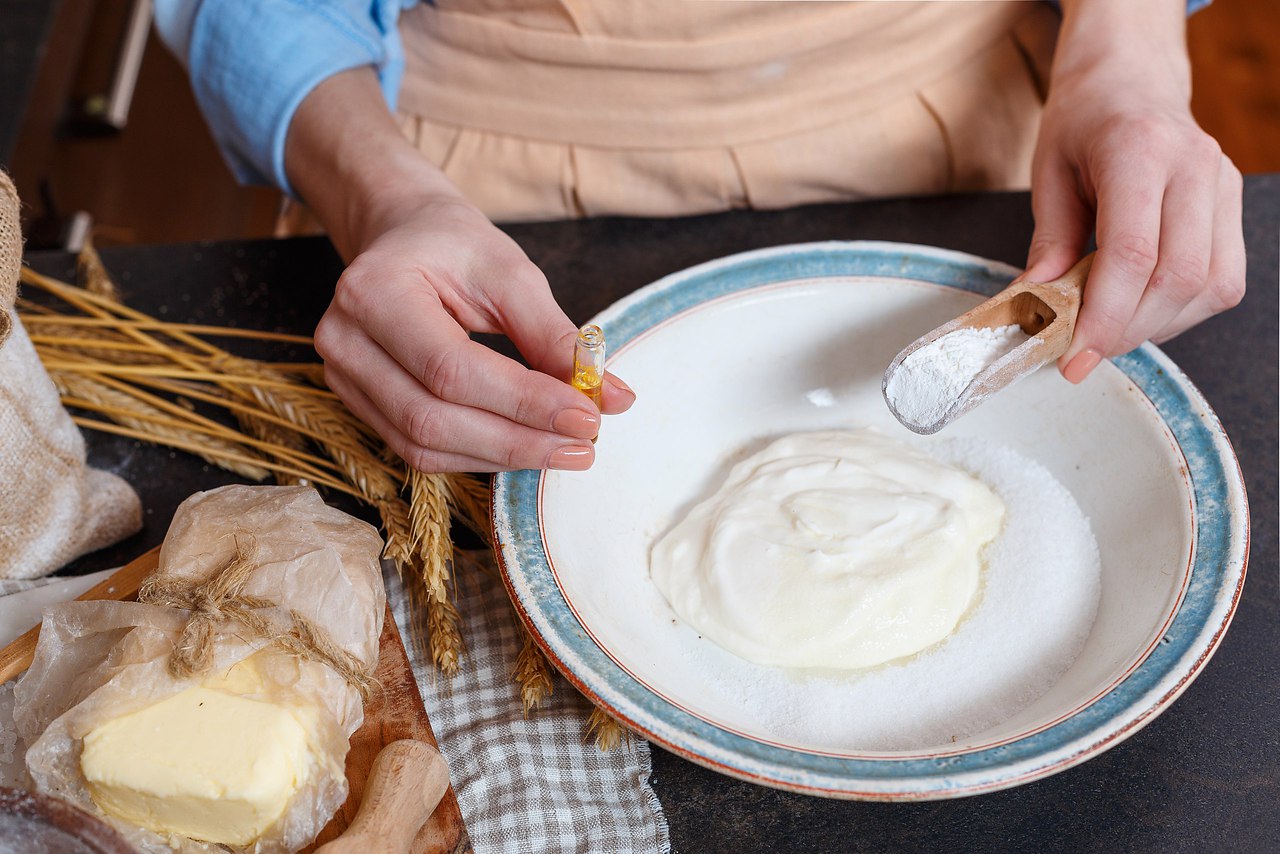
left=314, top=740, right=451, bottom=854
left=303, top=606, right=472, bottom=854
left=882, top=253, right=1095, bottom=434
left=0, top=546, right=160, bottom=684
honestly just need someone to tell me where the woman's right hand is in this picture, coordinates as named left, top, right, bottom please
left=287, top=70, right=634, bottom=473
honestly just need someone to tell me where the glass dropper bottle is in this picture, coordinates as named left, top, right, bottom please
left=571, top=324, right=605, bottom=409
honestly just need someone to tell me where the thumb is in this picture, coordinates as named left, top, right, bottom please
left=496, top=267, right=635, bottom=415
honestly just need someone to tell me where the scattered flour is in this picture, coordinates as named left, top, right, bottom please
left=668, top=436, right=1101, bottom=751
left=886, top=324, right=1034, bottom=428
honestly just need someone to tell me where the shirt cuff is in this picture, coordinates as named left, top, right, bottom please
left=186, top=0, right=406, bottom=196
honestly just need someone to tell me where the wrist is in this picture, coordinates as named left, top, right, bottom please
left=1052, top=0, right=1190, bottom=107
left=285, top=68, right=466, bottom=259
left=344, top=145, right=466, bottom=252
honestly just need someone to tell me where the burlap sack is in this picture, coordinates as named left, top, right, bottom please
left=0, top=171, right=18, bottom=345
left=0, top=170, right=142, bottom=578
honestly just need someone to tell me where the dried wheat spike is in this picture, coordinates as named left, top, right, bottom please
left=587, top=707, right=629, bottom=752
left=426, top=595, right=465, bottom=676
left=513, top=627, right=554, bottom=716
left=409, top=470, right=453, bottom=602
left=376, top=496, right=414, bottom=570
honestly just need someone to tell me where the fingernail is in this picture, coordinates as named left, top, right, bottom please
left=547, top=445, right=594, bottom=471
left=605, top=374, right=635, bottom=399
left=552, top=408, right=600, bottom=439
left=1063, top=349, right=1102, bottom=384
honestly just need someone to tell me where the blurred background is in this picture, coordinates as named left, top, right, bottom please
left=2, top=0, right=1277, bottom=251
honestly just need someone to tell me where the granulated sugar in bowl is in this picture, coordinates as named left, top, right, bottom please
left=494, top=242, right=1248, bottom=799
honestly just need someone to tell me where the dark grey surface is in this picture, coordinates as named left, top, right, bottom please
left=0, top=0, right=59, bottom=162
left=27, top=177, right=1279, bottom=853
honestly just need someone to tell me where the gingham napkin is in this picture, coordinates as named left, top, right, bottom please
left=387, top=556, right=670, bottom=854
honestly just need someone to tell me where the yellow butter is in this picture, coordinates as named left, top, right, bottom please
left=80, top=659, right=316, bottom=846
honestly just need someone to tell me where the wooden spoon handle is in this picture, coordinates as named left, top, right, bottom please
left=0, top=547, right=160, bottom=684
left=1020, top=252, right=1095, bottom=360
left=315, top=740, right=451, bottom=854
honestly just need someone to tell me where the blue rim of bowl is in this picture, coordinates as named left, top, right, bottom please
left=493, top=241, right=1250, bottom=800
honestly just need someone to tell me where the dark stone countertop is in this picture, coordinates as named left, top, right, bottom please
left=25, top=176, right=1279, bottom=853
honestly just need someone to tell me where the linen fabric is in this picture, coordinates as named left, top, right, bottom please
left=389, top=557, right=669, bottom=854
left=0, top=170, right=142, bottom=579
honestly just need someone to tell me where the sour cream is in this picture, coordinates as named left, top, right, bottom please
left=650, top=429, right=1004, bottom=670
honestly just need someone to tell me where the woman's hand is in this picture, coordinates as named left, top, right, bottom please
left=287, top=70, right=633, bottom=472
left=1025, top=0, right=1245, bottom=383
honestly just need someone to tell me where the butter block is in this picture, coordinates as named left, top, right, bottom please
left=80, top=673, right=315, bottom=846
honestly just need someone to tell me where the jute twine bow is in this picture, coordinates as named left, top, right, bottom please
left=138, top=537, right=375, bottom=700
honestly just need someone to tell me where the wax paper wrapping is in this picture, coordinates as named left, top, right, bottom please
left=13, top=485, right=386, bottom=853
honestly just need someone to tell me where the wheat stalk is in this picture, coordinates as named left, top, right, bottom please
left=25, top=328, right=176, bottom=365
left=513, top=626, right=554, bottom=715
left=20, top=312, right=315, bottom=344
left=237, top=411, right=310, bottom=486
left=76, top=239, right=120, bottom=300
left=409, top=470, right=453, bottom=601
left=587, top=708, right=629, bottom=752
left=52, top=371, right=272, bottom=480
left=425, top=594, right=465, bottom=676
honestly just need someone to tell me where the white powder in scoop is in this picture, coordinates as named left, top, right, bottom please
left=671, top=437, right=1101, bottom=751
left=886, top=324, right=1034, bottom=428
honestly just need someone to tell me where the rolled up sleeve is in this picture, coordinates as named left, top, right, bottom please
left=155, top=0, right=412, bottom=195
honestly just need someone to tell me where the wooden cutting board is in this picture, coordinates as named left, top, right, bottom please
left=0, top=547, right=472, bottom=854
left=305, top=604, right=472, bottom=853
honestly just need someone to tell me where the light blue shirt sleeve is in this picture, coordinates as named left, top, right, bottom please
left=154, top=0, right=414, bottom=196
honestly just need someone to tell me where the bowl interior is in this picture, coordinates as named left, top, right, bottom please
left=540, top=275, right=1192, bottom=755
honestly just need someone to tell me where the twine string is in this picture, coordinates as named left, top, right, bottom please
left=138, top=538, right=375, bottom=700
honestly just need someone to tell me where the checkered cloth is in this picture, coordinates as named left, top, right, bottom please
left=386, top=557, right=670, bottom=854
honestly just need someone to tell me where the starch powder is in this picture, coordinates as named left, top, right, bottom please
left=886, top=324, right=1035, bottom=428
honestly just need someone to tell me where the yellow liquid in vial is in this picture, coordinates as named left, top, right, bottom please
left=572, top=367, right=603, bottom=407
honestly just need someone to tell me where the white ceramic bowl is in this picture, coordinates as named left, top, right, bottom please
left=494, top=242, right=1248, bottom=799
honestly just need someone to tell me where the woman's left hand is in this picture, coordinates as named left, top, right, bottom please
left=1024, top=1, right=1246, bottom=383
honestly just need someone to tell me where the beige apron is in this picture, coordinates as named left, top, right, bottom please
left=391, top=1, right=1059, bottom=222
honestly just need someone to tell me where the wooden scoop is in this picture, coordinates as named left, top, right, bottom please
left=314, top=740, right=451, bottom=854
left=882, top=253, right=1094, bottom=434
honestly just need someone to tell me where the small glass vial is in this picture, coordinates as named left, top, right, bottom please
left=571, top=324, right=605, bottom=409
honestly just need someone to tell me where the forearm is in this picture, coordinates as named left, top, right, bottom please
left=284, top=67, right=464, bottom=261
left=1054, top=0, right=1190, bottom=100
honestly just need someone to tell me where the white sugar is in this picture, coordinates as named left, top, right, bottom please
left=683, top=438, right=1101, bottom=751
left=886, top=324, right=1034, bottom=428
